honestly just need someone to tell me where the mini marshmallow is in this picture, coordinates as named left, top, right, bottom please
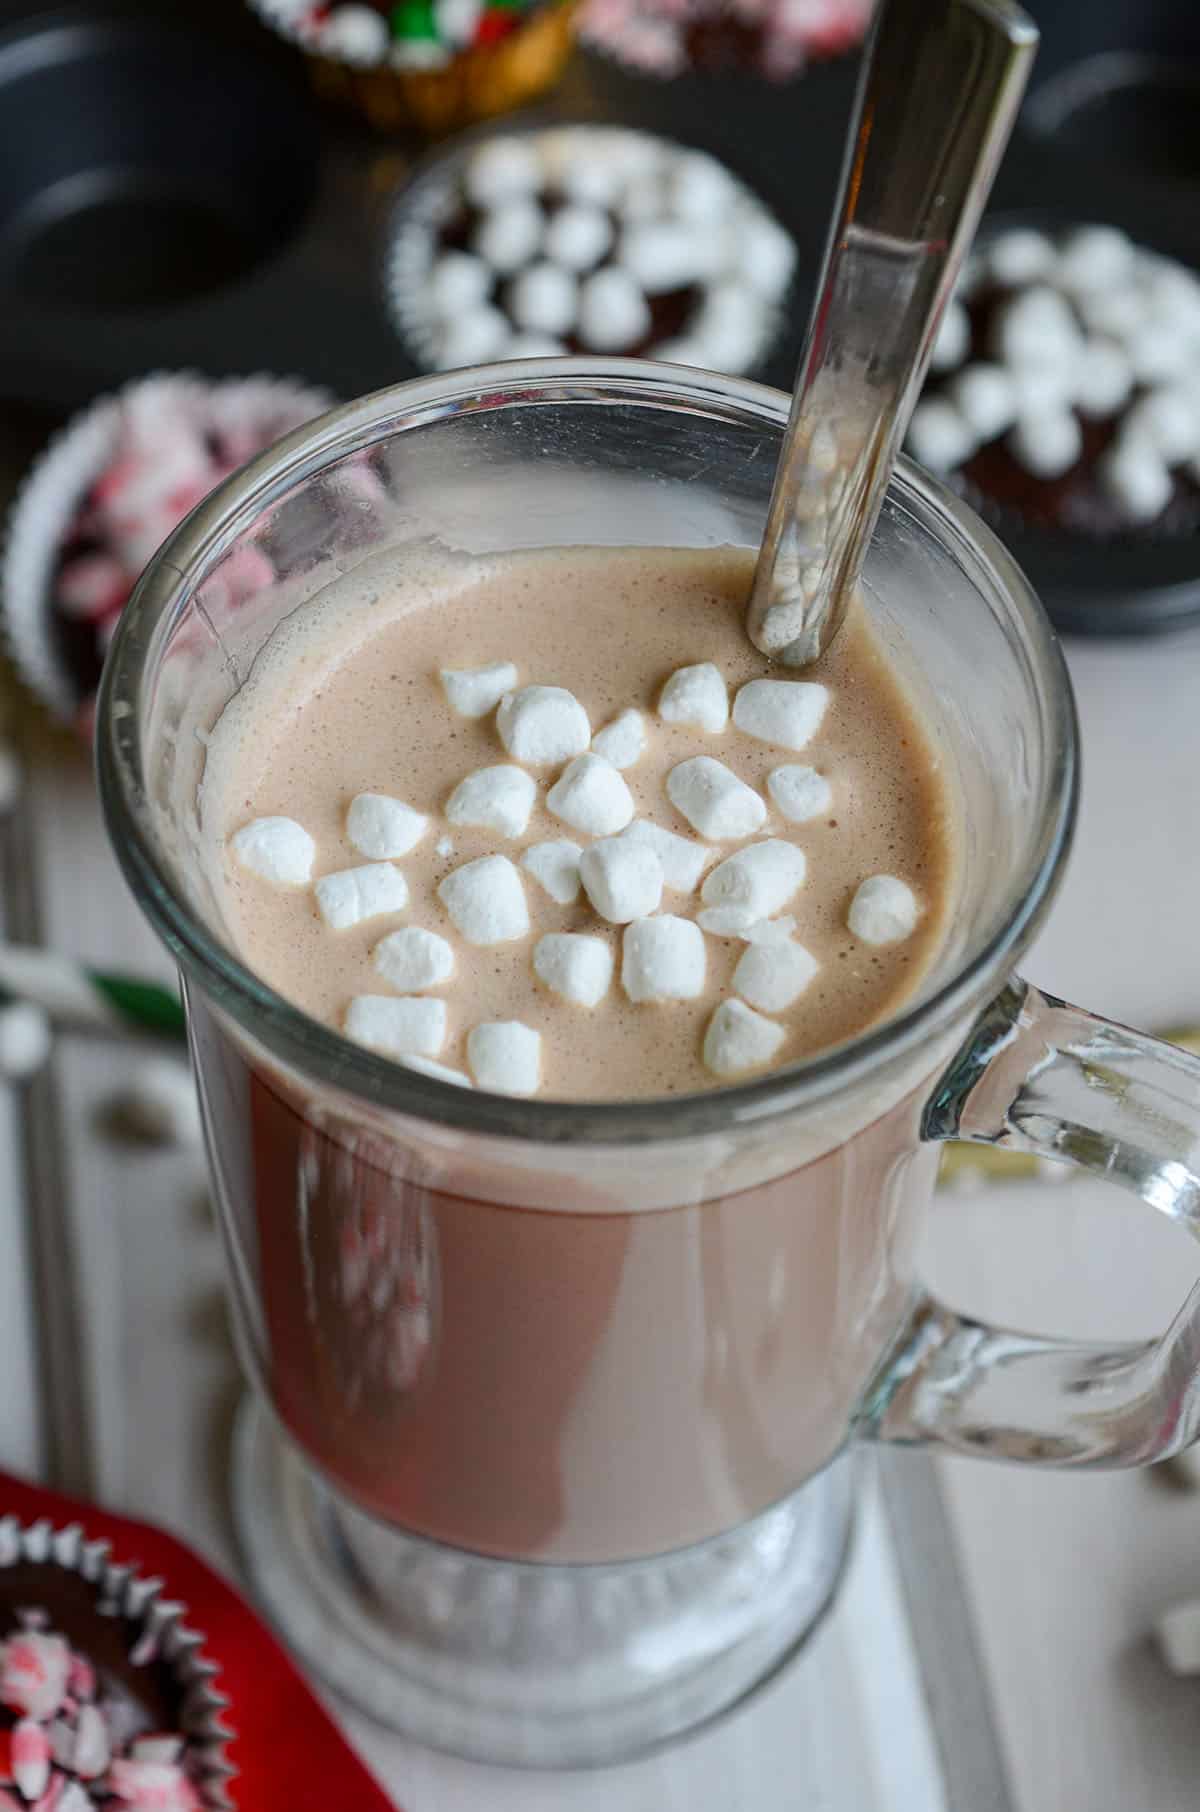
left=733, top=678, right=829, bottom=750
left=508, top=262, right=578, bottom=337
left=315, top=863, right=409, bottom=930
left=620, top=819, right=712, bottom=892
left=434, top=305, right=510, bottom=370
left=374, top=926, right=455, bottom=991
left=534, top=932, right=614, bottom=1007
left=666, top=757, right=766, bottom=840
left=592, top=708, right=646, bottom=768
left=464, top=137, right=542, bottom=207
left=742, top=915, right=798, bottom=944
left=1055, top=225, right=1135, bottom=295
left=579, top=834, right=663, bottom=922
left=701, top=839, right=807, bottom=929
left=947, top=363, right=1018, bottom=443
left=497, top=684, right=591, bottom=765
left=320, top=5, right=389, bottom=59
left=619, top=222, right=708, bottom=294
left=929, top=299, right=970, bottom=372
left=401, top=1056, right=473, bottom=1087
left=658, top=662, right=728, bottom=733
left=428, top=251, right=493, bottom=316
left=1010, top=360, right=1080, bottom=415
left=347, top=793, right=428, bottom=859
left=232, top=817, right=315, bottom=886
left=0, top=1002, right=52, bottom=1081
left=621, top=915, right=707, bottom=1002
left=521, top=838, right=583, bottom=904
left=553, top=148, right=623, bottom=208
left=446, top=764, right=537, bottom=838
left=1099, top=435, right=1172, bottom=524
left=703, top=999, right=786, bottom=1078
left=733, top=938, right=819, bottom=1012
left=986, top=228, right=1056, bottom=287
left=1124, top=387, right=1200, bottom=463
left=906, top=399, right=976, bottom=474
left=1073, top=339, right=1134, bottom=418
left=577, top=268, right=652, bottom=351
left=441, top=660, right=518, bottom=718
left=728, top=211, right=796, bottom=298
left=767, top=765, right=832, bottom=823
left=668, top=151, right=738, bottom=223
left=346, top=995, right=447, bottom=1058
left=1007, top=410, right=1082, bottom=480
left=848, top=874, right=920, bottom=945
left=1155, top=1600, right=1200, bottom=1676
left=438, top=854, right=530, bottom=944
left=543, top=204, right=613, bottom=271
left=547, top=753, right=635, bottom=836
left=472, top=200, right=544, bottom=275
left=1126, top=325, right=1194, bottom=386
left=991, top=286, right=1081, bottom=370
left=467, top=1021, right=541, bottom=1094
left=691, top=281, right=769, bottom=373
left=1079, top=285, right=1146, bottom=342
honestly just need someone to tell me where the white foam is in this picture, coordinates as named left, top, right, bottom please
left=374, top=926, right=455, bottom=990
left=534, top=932, right=614, bottom=1007
left=591, top=709, right=646, bottom=769
left=445, top=764, right=537, bottom=838
left=347, top=793, right=428, bottom=859
left=520, top=839, right=583, bottom=904
left=766, top=765, right=831, bottom=824
left=666, top=757, right=766, bottom=840
left=732, top=678, right=829, bottom=750
left=231, top=817, right=315, bottom=886
left=314, top=862, right=408, bottom=929
left=702, top=999, right=786, bottom=1077
left=346, top=995, right=447, bottom=1058
left=440, top=660, right=518, bottom=718
left=579, top=835, right=663, bottom=923
left=438, top=854, right=530, bottom=944
left=733, top=938, right=819, bottom=1012
left=546, top=753, right=635, bottom=836
left=497, top=685, right=591, bottom=766
left=467, top=1021, right=541, bottom=1095
left=657, top=662, right=728, bottom=733
left=848, top=874, right=920, bottom=945
left=621, top=915, right=706, bottom=1002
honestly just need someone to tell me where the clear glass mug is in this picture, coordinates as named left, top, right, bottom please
left=97, top=362, right=1200, bottom=1768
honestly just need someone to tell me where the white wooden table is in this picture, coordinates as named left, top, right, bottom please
left=2, top=617, right=1200, bottom=1809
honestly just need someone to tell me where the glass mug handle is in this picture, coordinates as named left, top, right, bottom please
left=862, top=978, right=1200, bottom=1465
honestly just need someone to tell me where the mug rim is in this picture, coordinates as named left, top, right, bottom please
left=96, top=358, right=1078, bottom=1146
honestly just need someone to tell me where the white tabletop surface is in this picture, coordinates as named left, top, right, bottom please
left=3, top=616, right=1200, bottom=1809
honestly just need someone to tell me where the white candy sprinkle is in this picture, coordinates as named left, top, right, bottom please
left=732, top=678, right=829, bottom=750
left=1099, top=434, right=1172, bottom=523
left=401, top=1056, right=473, bottom=1087
left=658, top=662, right=728, bottom=733
left=987, top=228, right=1056, bottom=287
left=666, top=757, right=766, bottom=840
left=577, top=268, right=651, bottom=351
left=947, top=363, right=1018, bottom=442
left=703, top=999, right=785, bottom=1077
left=1155, top=1599, right=1200, bottom=1675
left=232, top=817, right=315, bottom=886
left=347, top=793, right=428, bottom=859
left=579, top=834, right=663, bottom=923
left=1125, top=387, right=1200, bottom=463
left=733, top=939, right=819, bottom=1012
left=848, top=874, right=920, bottom=945
left=445, top=764, right=537, bottom=838
left=106, top=1059, right=202, bottom=1147
left=591, top=708, right=646, bottom=769
left=497, top=684, right=591, bottom=765
left=907, top=398, right=976, bottom=473
left=438, top=854, right=530, bottom=944
left=930, top=299, right=970, bottom=372
left=1073, top=339, right=1134, bottom=418
left=1007, top=410, right=1082, bottom=480
left=508, top=262, right=578, bottom=337
left=521, top=839, right=583, bottom=904
left=534, top=932, right=614, bottom=1007
left=1056, top=225, right=1135, bottom=295
left=619, top=222, right=707, bottom=294
left=547, top=753, right=635, bottom=836
left=767, top=765, right=831, bottom=823
left=621, top=914, right=706, bottom=1002
left=346, top=996, right=447, bottom=1058
left=464, top=137, right=542, bottom=206
left=441, top=660, right=518, bottom=718
left=468, top=1021, right=541, bottom=1094
left=543, top=204, right=613, bottom=271
left=428, top=251, right=492, bottom=315
left=992, top=286, right=1081, bottom=370
left=315, top=863, right=409, bottom=930
left=374, top=926, right=455, bottom=991
left=700, top=839, right=807, bottom=930
left=434, top=304, right=510, bottom=369
left=472, top=200, right=544, bottom=274
left=620, top=819, right=713, bottom=891
left=0, top=1001, right=52, bottom=1081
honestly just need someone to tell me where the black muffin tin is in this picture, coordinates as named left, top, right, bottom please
left=0, top=0, right=1198, bottom=635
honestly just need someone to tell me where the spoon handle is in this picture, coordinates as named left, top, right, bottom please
left=746, top=0, right=1038, bottom=666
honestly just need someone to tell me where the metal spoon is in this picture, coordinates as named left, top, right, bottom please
left=746, top=0, right=1038, bottom=666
